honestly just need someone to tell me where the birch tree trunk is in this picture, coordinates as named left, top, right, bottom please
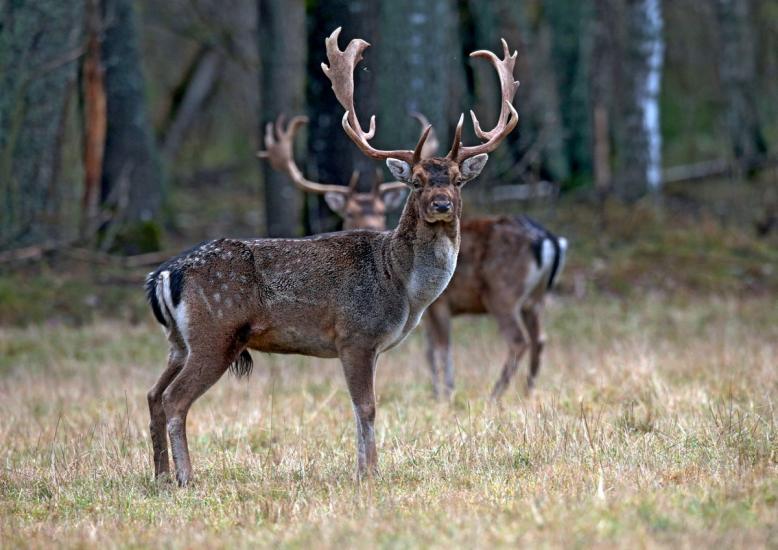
left=616, top=0, right=664, bottom=201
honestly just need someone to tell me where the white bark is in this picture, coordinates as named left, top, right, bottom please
left=641, top=0, right=664, bottom=190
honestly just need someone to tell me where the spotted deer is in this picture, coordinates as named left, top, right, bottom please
left=144, top=27, right=518, bottom=486
left=425, top=216, right=567, bottom=400
left=262, top=112, right=567, bottom=401
left=258, top=113, right=439, bottom=230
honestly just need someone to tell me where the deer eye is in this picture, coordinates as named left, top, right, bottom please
left=411, top=178, right=422, bottom=189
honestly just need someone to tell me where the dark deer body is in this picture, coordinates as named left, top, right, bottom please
left=146, top=28, right=518, bottom=485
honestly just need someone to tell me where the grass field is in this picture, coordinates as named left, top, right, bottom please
left=1, top=292, right=776, bottom=548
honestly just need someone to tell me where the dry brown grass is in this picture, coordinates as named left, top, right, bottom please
left=1, top=293, right=776, bottom=548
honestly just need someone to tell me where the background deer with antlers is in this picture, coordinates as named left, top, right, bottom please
left=144, top=27, right=518, bottom=485
left=257, top=114, right=411, bottom=230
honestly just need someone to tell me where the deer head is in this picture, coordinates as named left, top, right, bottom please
left=322, top=27, right=519, bottom=225
left=258, top=114, right=406, bottom=230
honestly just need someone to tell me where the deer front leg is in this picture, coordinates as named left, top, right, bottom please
left=339, top=345, right=378, bottom=479
left=424, top=303, right=454, bottom=400
left=147, top=345, right=186, bottom=480
left=423, top=316, right=441, bottom=399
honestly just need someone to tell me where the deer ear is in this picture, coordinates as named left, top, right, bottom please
left=460, top=153, right=489, bottom=184
left=386, top=158, right=412, bottom=183
left=324, top=192, right=347, bottom=216
left=381, top=188, right=407, bottom=211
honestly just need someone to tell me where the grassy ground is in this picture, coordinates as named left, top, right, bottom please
left=1, top=293, right=776, bottom=548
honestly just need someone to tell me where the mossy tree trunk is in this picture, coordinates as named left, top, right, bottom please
left=100, top=0, right=164, bottom=253
left=0, top=0, right=84, bottom=248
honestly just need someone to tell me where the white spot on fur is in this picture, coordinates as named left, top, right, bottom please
left=213, top=292, right=221, bottom=303
left=197, top=286, right=213, bottom=314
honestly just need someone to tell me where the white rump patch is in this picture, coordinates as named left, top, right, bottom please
left=160, top=270, right=189, bottom=344
left=541, top=239, right=555, bottom=272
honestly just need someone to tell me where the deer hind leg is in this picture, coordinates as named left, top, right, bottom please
left=489, top=304, right=530, bottom=401
left=147, top=340, right=186, bottom=480
left=339, top=345, right=378, bottom=480
left=522, top=304, right=545, bottom=394
left=162, top=340, right=233, bottom=487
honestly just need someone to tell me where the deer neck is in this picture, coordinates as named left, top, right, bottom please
left=387, top=190, right=460, bottom=307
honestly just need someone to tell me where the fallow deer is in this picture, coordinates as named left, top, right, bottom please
left=144, top=27, right=518, bottom=486
left=257, top=114, right=407, bottom=230
left=262, top=113, right=567, bottom=401
left=424, top=216, right=567, bottom=400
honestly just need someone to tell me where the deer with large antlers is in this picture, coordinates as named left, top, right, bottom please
left=144, top=27, right=518, bottom=485
left=261, top=112, right=567, bottom=400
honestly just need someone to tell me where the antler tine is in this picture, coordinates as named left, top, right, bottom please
left=446, top=114, right=464, bottom=161
left=410, top=112, right=439, bottom=159
left=448, top=38, right=520, bottom=161
left=322, top=27, right=417, bottom=164
left=371, top=168, right=383, bottom=195
left=348, top=170, right=360, bottom=191
left=257, top=113, right=349, bottom=195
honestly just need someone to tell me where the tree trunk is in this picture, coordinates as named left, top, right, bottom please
left=100, top=0, right=164, bottom=252
left=377, top=0, right=463, bottom=155
left=590, top=0, right=617, bottom=197
left=714, top=0, right=767, bottom=172
left=469, top=0, right=569, bottom=184
left=0, top=0, right=84, bottom=248
left=305, top=0, right=378, bottom=234
left=81, top=0, right=107, bottom=238
left=257, top=0, right=305, bottom=237
left=545, top=0, right=594, bottom=179
left=615, top=0, right=664, bottom=201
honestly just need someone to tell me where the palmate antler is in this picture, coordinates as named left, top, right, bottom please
left=321, top=27, right=431, bottom=165
left=322, top=28, right=519, bottom=166
left=447, top=39, right=520, bottom=162
left=257, top=115, right=352, bottom=195
left=258, top=113, right=410, bottom=196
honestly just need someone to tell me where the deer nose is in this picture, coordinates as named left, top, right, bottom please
left=432, top=198, right=452, bottom=213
